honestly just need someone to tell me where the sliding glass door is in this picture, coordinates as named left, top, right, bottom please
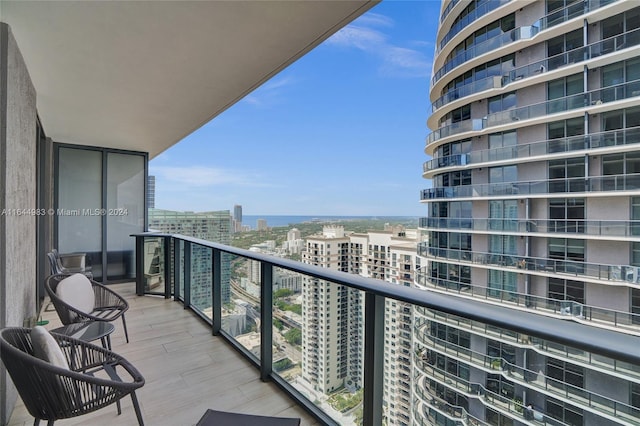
left=56, top=145, right=146, bottom=282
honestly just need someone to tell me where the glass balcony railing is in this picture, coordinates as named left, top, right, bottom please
left=414, top=322, right=640, bottom=424
left=415, top=306, right=640, bottom=382
left=424, top=128, right=640, bottom=173
left=438, top=0, right=513, bottom=54
left=413, top=359, right=568, bottom=425
left=417, top=242, right=640, bottom=287
left=418, top=216, right=640, bottom=238
left=440, top=0, right=461, bottom=23
left=433, top=26, right=640, bottom=111
left=415, top=272, right=640, bottom=335
left=133, top=233, right=640, bottom=426
left=420, top=173, right=640, bottom=200
left=413, top=385, right=489, bottom=426
left=540, top=0, right=618, bottom=31
left=429, top=79, right=640, bottom=145
left=432, top=25, right=540, bottom=85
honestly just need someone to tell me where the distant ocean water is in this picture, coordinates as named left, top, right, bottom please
left=242, top=215, right=417, bottom=229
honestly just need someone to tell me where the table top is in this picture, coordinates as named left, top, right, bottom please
left=51, top=321, right=115, bottom=342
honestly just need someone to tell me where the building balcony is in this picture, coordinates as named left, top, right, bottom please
left=419, top=216, right=640, bottom=240
left=19, top=233, right=615, bottom=426
left=436, top=0, right=513, bottom=55
left=415, top=273, right=640, bottom=336
left=7, top=282, right=315, bottom=426
left=428, top=79, right=640, bottom=146
left=414, top=322, right=640, bottom=423
left=420, top=173, right=640, bottom=202
left=432, top=25, right=540, bottom=86
left=417, top=243, right=640, bottom=288
left=415, top=306, right=640, bottom=382
left=432, top=22, right=640, bottom=118
left=423, top=128, right=640, bottom=175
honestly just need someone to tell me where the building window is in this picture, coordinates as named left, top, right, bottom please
left=602, top=8, right=640, bottom=39
left=441, top=54, right=515, bottom=96
left=430, top=322, right=471, bottom=348
left=440, top=104, right=471, bottom=126
left=549, top=238, right=584, bottom=273
left=546, top=0, right=580, bottom=14
left=489, top=165, right=517, bottom=183
left=602, top=152, right=640, bottom=175
left=548, top=158, right=584, bottom=192
left=633, top=382, right=640, bottom=408
left=489, top=130, right=517, bottom=149
left=488, top=92, right=516, bottom=115
left=547, top=74, right=583, bottom=113
left=485, top=408, right=515, bottom=426
left=547, top=29, right=583, bottom=70
left=436, top=139, right=471, bottom=158
left=488, top=269, right=517, bottom=299
left=433, top=170, right=472, bottom=187
left=489, top=199, right=518, bottom=231
left=548, top=278, right=584, bottom=304
left=487, top=339, right=516, bottom=364
left=547, top=117, right=584, bottom=152
left=602, top=106, right=640, bottom=132
left=446, top=14, right=515, bottom=63
left=546, top=396, right=583, bottom=426
left=631, top=288, right=640, bottom=325
left=549, top=198, right=584, bottom=232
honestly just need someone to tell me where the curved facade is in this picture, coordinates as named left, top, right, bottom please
left=417, top=1, right=640, bottom=425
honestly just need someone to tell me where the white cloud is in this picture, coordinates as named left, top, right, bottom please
left=152, top=165, right=275, bottom=188
left=326, top=12, right=431, bottom=78
left=242, top=75, right=296, bottom=107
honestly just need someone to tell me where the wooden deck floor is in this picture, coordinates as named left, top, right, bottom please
left=7, top=283, right=318, bottom=426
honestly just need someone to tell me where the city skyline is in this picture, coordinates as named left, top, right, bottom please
left=149, top=1, right=439, bottom=217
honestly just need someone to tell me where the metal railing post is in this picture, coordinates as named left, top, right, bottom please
left=163, top=236, right=171, bottom=299
left=363, top=292, right=384, bottom=426
left=212, top=248, right=222, bottom=335
left=184, top=241, right=191, bottom=309
left=173, top=238, right=182, bottom=302
left=135, top=235, right=144, bottom=296
left=260, top=262, right=273, bottom=382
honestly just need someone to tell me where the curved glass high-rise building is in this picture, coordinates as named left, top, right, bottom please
left=417, top=1, right=640, bottom=425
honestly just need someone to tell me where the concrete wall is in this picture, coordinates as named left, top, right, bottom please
left=0, top=23, right=38, bottom=426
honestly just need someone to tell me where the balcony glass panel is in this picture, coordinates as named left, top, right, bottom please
left=416, top=270, right=640, bottom=336
left=224, top=254, right=261, bottom=357
left=132, top=234, right=640, bottom=426
left=418, top=241, right=640, bottom=286
left=432, top=25, right=540, bottom=85
left=106, top=152, right=144, bottom=280
left=190, top=244, right=213, bottom=316
left=142, top=236, right=165, bottom=294
left=434, top=24, right=640, bottom=113
left=57, top=147, right=103, bottom=278
left=438, top=0, right=512, bottom=53
left=420, top=216, right=640, bottom=238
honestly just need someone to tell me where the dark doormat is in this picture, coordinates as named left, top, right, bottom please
left=196, top=409, right=301, bottom=426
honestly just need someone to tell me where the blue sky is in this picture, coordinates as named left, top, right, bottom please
left=150, top=1, right=440, bottom=216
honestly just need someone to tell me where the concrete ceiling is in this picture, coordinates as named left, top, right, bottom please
left=1, top=0, right=378, bottom=158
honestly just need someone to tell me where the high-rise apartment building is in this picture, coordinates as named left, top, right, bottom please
left=418, top=1, right=640, bottom=425
left=233, top=204, right=243, bottom=233
left=148, top=208, right=232, bottom=305
left=301, top=226, right=360, bottom=394
left=299, top=225, right=419, bottom=424
left=147, top=175, right=156, bottom=209
left=257, top=218, right=268, bottom=231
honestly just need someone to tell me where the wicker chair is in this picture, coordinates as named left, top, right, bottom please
left=0, top=327, right=144, bottom=425
left=47, top=250, right=93, bottom=279
left=44, top=273, right=130, bottom=343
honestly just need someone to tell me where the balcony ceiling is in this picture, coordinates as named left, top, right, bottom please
left=2, top=0, right=378, bottom=158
